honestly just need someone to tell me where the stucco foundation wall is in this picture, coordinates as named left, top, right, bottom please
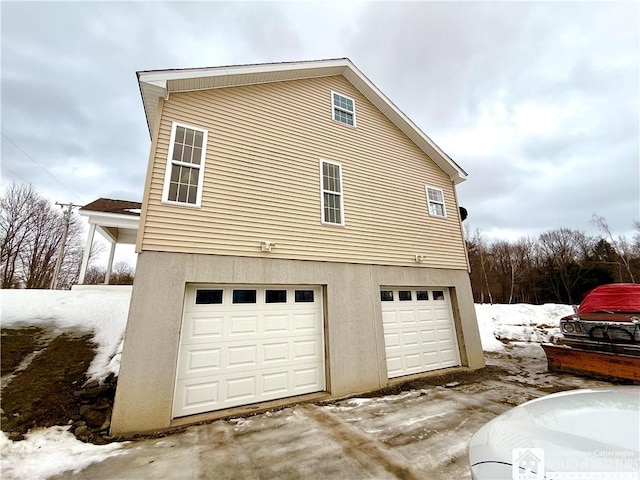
left=111, top=252, right=484, bottom=435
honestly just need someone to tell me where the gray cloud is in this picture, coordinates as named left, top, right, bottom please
left=1, top=1, right=638, bottom=242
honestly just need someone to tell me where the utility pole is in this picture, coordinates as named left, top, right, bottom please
left=50, top=202, right=82, bottom=290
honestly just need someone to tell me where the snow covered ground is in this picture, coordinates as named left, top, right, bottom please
left=0, top=289, right=584, bottom=480
left=1, top=288, right=130, bottom=383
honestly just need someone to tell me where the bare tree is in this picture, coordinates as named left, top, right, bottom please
left=538, top=228, right=593, bottom=304
left=492, top=239, right=536, bottom=304
left=592, top=214, right=636, bottom=282
left=84, top=261, right=135, bottom=285
left=0, top=184, right=35, bottom=287
left=465, top=228, right=494, bottom=304
left=0, top=183, right=85, bottom=289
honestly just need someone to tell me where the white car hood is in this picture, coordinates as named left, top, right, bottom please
left=469, top=387, right=640, bottom=479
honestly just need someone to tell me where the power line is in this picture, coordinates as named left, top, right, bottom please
left=1, top=162, right=32, bottom=186
left=0, top=163, right=58, bottom=204
left=1, top=131, right=84, bottom=202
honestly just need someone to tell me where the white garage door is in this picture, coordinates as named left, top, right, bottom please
left=381, top=288, right=461, bottom=378
left=174, top=285, right=325, bottom=418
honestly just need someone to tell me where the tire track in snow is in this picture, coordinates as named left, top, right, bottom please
left=302, top=404, right=423, bottom=480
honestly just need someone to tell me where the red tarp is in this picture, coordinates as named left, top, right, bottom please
left=578, top=283, right=640, bottom=314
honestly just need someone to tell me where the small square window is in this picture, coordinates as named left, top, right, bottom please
left=332, top=92, right=356, bottom=127
left=295, top=290, right=315, bottom=302
left=433, top=290, right=445, bottom=301
left=265, top=290, right=287, bottom=303
left=380, top=290, right=394, bottom=301
left=196, top=289, right=223, bottom=304
left=399, top=291, right=412, bottom=301
left=233, top=289, right=257, bottom=304
left=417, top=291, right=429, bottom=301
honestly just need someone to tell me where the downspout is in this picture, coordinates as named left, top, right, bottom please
left=452, top=179, right=471, bottom=273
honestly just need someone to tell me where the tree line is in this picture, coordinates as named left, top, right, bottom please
left=0, top=184, right=133, bottom=289
left=466, top=219, right=640, bottom=305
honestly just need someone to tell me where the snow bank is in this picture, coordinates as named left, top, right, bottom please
left=0, top=428, right=125, bottom=480
left=475, top=303, right=574, bottom=351
left=0, top=289, right=131, bottom=383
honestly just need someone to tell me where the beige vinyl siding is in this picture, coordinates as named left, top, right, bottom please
left=140, top=75, right=468, bottom=269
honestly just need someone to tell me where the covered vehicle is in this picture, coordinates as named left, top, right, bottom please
left=560, top=283, right=640, bottom=356
left=468, top=387, right=640, bottom=480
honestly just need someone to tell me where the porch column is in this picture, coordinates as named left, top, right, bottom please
left=78, top=223, right=96, bottom=285
left=105, top=240, right=116, bottom=285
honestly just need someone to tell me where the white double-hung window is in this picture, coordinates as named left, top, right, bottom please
left=331, top=92, right=356, bottom=127
left=426, top=186, right=446, bottom=217
left=320, top=159, right=344, bottom=225
left=162, top=122, right=208, bottom=207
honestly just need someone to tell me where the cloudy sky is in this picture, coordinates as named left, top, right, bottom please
left=2, top=1, right=639, bottom=247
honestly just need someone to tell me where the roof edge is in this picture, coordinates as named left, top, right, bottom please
left=137, top=58, right=467, bottom=183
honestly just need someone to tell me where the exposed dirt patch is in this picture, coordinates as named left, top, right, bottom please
left=1, top=326, right=48, bottom=375
left=1, top=327, right=98, bottom=441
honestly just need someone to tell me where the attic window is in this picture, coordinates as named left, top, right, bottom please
left=426, top=186, right=446, bottom=218
left=162, top=122, right=208, bottom=207
left=332, top=92, right=356, bottom=127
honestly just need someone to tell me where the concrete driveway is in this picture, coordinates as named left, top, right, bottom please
left=51, top=346, right=617, bottom=480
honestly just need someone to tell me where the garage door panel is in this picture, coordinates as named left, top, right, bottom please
left=226, top=376, right=257, bottom=401
left=382, top=310, right=399, bottom=325
left=416, top=309, right=434, bottom=322
left=185, top=315, right=224, bottom=342
left=381, top=288, right=461, bottom=379
left=293, top=338, right=321, bottom=360
left=438, top=348, right=456, bottom=363
left=263, top=342, right=289, bottom=363
left=293, top=313, right=321, bottom=333
left=177, top=346, right=222, bottom=379
left=184, top=347, right=222, bottom=373
left=436, top=327, right=455, bottom=342
left=230, top=316, right=259, bottom=336
left=174, top=285, right=325, bottom=418
left=423, top=351, right=439, bottom=367
left=401, top=331, right=420, bottom=347
left=293, top=366, right=323, bottom=389
left=228, top=345, right=258, bottom=368
left=263, top=315, right=289, bottom=334
left=421, top=329, right=437, bottom=344
left=386, top=358, right=403, bottom=377
left=384, top=332, right=400, bottom=349
left=263, top=372, right=289, bottom=394
left=174, top=379, right=220, bottom=417
left=405, top=352, right=422, bottom=369
left=400, top=310, right=417, bottom=324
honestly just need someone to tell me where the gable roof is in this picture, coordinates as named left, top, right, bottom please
left=137, top=58, right=467, bottom=184
left=80, top=198, right=142, bottom=217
